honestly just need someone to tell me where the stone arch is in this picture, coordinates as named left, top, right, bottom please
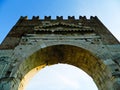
left=12, top=45, right=112, bottom=90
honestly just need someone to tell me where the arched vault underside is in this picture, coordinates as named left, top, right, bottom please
left=15, top=45, right=113, bottom=90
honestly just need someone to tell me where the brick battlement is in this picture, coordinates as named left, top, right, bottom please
left=19, top=16, right=98, bottom=20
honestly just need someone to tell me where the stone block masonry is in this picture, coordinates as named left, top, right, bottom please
left=0, top=16, right=120, bottom=90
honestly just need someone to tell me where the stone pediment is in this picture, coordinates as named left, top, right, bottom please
left=35, top=22, right=81, bottom=28
left=34, top=22, right=93, bottom=32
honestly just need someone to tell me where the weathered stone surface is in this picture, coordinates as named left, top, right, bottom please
left=0, top=16, right=120, bottom=90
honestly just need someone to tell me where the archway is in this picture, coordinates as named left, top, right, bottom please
left=16, top=45, right=111, bottom=90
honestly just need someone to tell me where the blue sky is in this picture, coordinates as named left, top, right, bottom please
left=26, top=64, right=98, bottom=90
left=0, top=0, right=120, bottom=90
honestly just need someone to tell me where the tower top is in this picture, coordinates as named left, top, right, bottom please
left=0, top=16, right=119, bottom=49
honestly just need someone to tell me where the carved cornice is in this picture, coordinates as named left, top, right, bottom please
left=34, top=22, right=94, bottom=32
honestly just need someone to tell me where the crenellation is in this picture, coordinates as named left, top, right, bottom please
left=79, top=16, right=87, bottom=20
left=19, top=16, right=28, bottom=20
left=90, top=16, right=94, bottom=20
left=44, top=16, right=51, bottom=20
left=94, top=16, right=99, bottom=20
left=32, top=16, right=39, bottom=20
left=90, top=16, right=98, bottom=20
left=16, top=16, right=104, bottom=22
left=56, top=16, right=63, bottom=20
left=68, top=16, right=75, bottom=20
left=17, top=16, right=102, bottom=21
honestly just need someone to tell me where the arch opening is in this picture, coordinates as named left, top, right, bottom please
left=16, top=45, right=110, bottom=90
left=25, top=64, right=98, bottom=90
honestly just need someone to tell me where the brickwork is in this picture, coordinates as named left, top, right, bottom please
left=0, top=16, right=120, bottom=90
